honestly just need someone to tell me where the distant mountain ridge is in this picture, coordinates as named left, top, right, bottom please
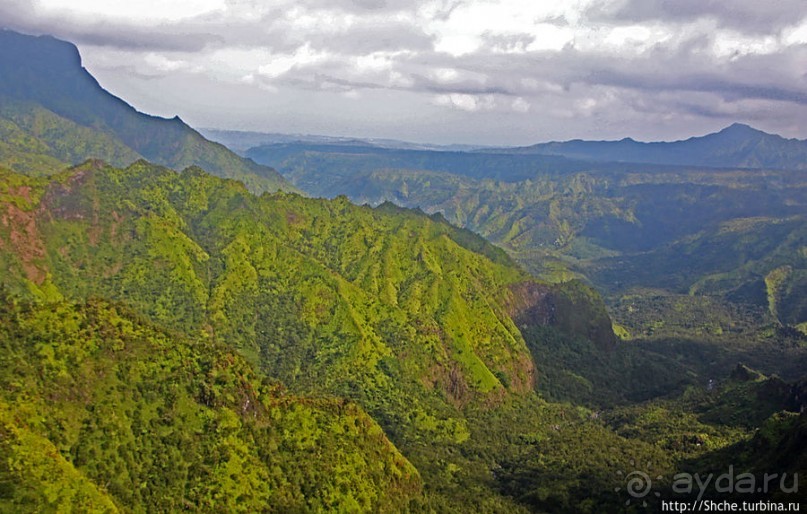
left=0, top=29, right=292, bottom=192
left=218, top=122, right=806, bottom=172
left=506, top=123, right=807, bottom=170
left=244, top=123, right=807, bottom=336
left=201, top=128, right=487, bottom=154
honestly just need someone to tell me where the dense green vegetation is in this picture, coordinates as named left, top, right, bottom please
left=0, top=296, right=420, bottom=512
left=0, top=30, right=291, bottom=193
left=245, top=139, right=807, bottom=338
left=0, top=161, right=625, bottom=511
left=1, top=160, right=804, bottom=511
left=0, top=160, right=540, bottom=400
left=237, top=131, right=807, bottom=509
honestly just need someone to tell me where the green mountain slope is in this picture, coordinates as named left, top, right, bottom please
left=0, top=29, right=291, bottom=193
left=0, top=161, right=633, bottom=511
left=0, top=296, right=420, bottom=512
left=246, top=142, right=807, bottom=334
left=0, top=160, right=538, bottom=399
left=2, top=161, right=805, bottom=511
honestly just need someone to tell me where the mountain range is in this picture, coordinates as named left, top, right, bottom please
left=504, top=123, right=807, bottom=170
left=201, top=128, right=486, bottom=154
left=0, top=28, right=805, bottom=513
left=241, top=124, right=807, bottom=338
left=237, top=122, right=807, bottom=174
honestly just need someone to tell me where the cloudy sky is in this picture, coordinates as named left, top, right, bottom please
left=2, top=0, right=806, bottom=145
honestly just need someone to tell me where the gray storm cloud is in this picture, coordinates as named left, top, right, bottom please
left=1, top=0, right=805, bottom=144
left=589, top=0, right=807, bottom=33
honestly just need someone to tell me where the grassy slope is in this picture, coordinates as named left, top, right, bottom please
left=1, top=161, right=804, bottom=512
left=0, top=162, right=537, bottom=510
left=0, top=296, right=420, bottom=513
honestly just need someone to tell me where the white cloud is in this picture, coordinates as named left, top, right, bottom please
left=433, top=93, right=496, bottom=111
left=424, top=0, right=584, bottom=55
left=285, top=6, right=357, bottom=33
left=511, top=97, right=530, bottom=112
left=783, top=18, right=807, bottom=45
left=432, top=68, right=459, bottom=82
left=433, top=33, right=481, bottom=56
left=143, top=53, right=201, bottom=73
left=256, top=44, right=330, bottom=79
left=355, top=54, right=389, bottom=72
left=525, top=24, right=575, bottom=52
left=712, top=31, right=782, bottom=59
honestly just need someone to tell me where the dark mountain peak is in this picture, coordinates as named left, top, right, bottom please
left=717, top=123, right=765, bottom=137
left=0, top=29, right=82, bottom=73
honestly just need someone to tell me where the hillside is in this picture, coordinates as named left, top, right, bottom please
left=0, top=296, right=420, bottom=512
left=245, top=139, right=807, bottom=338
left=0, top=160, right=641, bottom=511
left=0, top=29, right=291, bottom=192
left=2, top=158, right=806, bottom=510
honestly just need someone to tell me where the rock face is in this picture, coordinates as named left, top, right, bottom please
left=506, top=280, right=617, bottom=350
left=507, top=281, right=556, bottom=326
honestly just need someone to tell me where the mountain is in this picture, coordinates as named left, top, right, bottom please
left=245, top=141, right=624, bottom=191
left=5, top=160, right=801, bottom=511
left=1, top=161, right=650, bottom=511
left=244, top=132, right=807, bottom=341
left=0, top=29, right=291, bottom=192
left=508, top=123, right=807, bottom=170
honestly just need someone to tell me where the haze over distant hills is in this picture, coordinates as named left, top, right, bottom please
left=225, top=122, right=807, bottom=173
left=0, top=29, right=291, bottom=192
left=201, top=128, right=488, bottom=154
left=503, top=123, right=807, bottom=170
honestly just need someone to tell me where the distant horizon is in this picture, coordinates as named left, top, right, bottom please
left=2, top=0, right=805, bottom=146
left=199, top=121, right=805, bottom=149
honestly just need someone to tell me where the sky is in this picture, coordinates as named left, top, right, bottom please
left=2, top=0, right=806, bottom=145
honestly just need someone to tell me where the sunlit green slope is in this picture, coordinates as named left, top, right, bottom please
left=0, top=296, right=420, bottom=512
